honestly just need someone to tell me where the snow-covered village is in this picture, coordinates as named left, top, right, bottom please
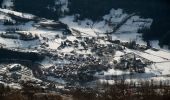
left=0, top=0, right=170, bottom=100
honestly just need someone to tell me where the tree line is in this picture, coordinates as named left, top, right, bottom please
left=0, top=48, right=44, bottom=62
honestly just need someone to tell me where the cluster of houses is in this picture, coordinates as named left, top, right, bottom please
left=39, top=36, right=127, bottom=85
left=0, top=64, right=34, bottom=84
left=115, top=53, right=152, bottom=73
left=37, top=34, right=154, bottom=86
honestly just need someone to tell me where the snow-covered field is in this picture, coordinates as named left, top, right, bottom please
left=59, top=8, right=152, bottom=45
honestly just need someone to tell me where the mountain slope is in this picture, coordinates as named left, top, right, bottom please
left=0, top=0, right=170, bottom=91
left=8, top=0, right=170, bottom=48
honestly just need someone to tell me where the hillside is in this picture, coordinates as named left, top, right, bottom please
left=3, top=0, right=169, bottom=48
left=0, top=0, right=170, bottom=99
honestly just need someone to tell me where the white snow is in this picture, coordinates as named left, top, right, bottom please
left=8, top=64, right=21, bottom=69
left=47, top=76, right=66, bottom=84
left=76, top=49, right=92, bottom=55
left=113, top=32, right=147, bottom=45
left=8, top=83, right=21, bottom=89
left=150, top=40, right=161, bottom=49
left=2, top=0, right=14, bottom=9
left=145, top=49, right=170, bottom=60
left=59, top=8, right=152, bottom=45
left=66, top=36, right=77, bottom=41
left=123, top=48, right=170, bottom=79
left=48, top=41, right=61, bottom=49
left=0, top=12, right=11, bottom=20
left=0, top=8, right=35, bottom=19
left=55, top=0, right=69, bottom=13
left=41, top=57, right=70, bottom=68
left=104, top=69, right=130, bottom=76
left=117, top=16, right=152, bottom=33
left=114, top=51, right=125, bottom=61
left=103, top=9, right=127, bottom=23
left=0, top=37, right=40, bottom=48
left=59, top=16, right=97, bottom=36
left=149, top=62, right=170, bottom=75
left=60, top=47, right=74, bottom=53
